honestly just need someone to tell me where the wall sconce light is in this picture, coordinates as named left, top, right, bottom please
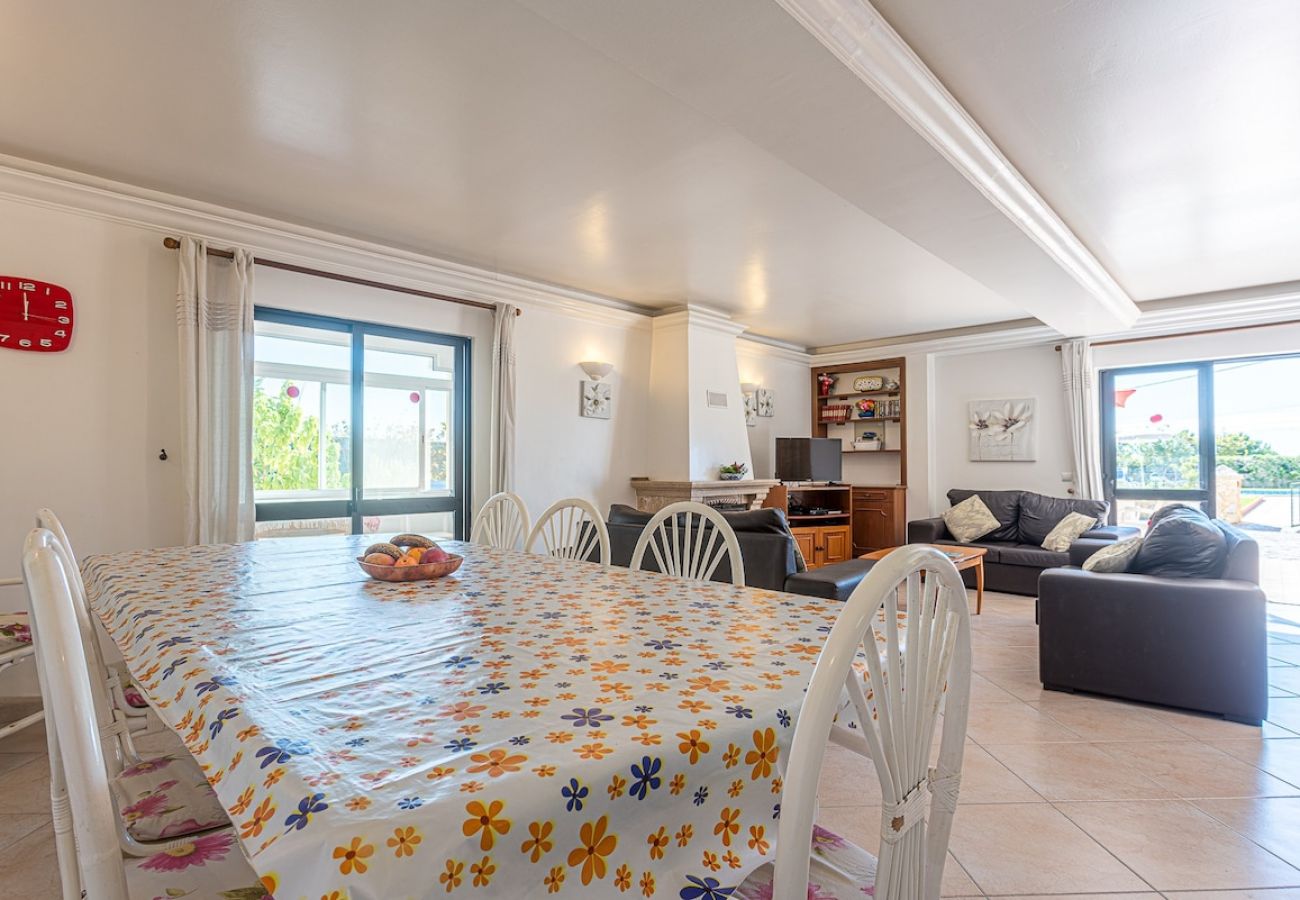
left=739, top=382, right=759, bottom=395
left=579, top=361, right=613, bottom=418
left=741, top=383, right=760, bottom=427
left=580, top=361, right=614, bottom=381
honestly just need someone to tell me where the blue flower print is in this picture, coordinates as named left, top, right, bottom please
left=630, top=756, right=662, bottom=800
left=284, top=793, right=328, bottom=831
left=208, top=708, right=239, bottom=738
left=561, top=707, right=614, bottom=729
left=157, top=636, right=193, bottom=649
left=724, top=705, right=753, bottom=719
left=478, top=682, right=508, bottom=695
left=509, top=735, right=531, bottom=746
left=255, top=738, right=309, bottom=769
left=777, top=709, right=792, bottom=727
left=645, top=638, right=680, bottom=651
left=634, top=705, right=654, bottom=714
left=397, top=796, right=423, bottom=810
left=693, top=786, right=709, bottom=806
left=442, top=655, right=478, bottom=669
left=445, top=738, right=476, bottom=752
left=195, top=674, right=237, bottom=695
left=680, top=876, right=735, bottom=899
left=561, top=778, right=589, bottom=812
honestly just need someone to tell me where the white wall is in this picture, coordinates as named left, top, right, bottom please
left=928, top=343, right=1074, bottom=512
left=736, top=343, right=812, bottom=480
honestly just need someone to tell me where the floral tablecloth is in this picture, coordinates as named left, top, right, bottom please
left=85, top=536, right=850, bottom=899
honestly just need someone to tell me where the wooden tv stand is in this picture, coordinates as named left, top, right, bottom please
left=782, top=483, right=852, bottom=569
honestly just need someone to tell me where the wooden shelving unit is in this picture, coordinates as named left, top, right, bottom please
left=810, top=356, right=908, bottom=555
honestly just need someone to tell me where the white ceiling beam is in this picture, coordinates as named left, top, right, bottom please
left=774, top=0, right=1141, bottom=335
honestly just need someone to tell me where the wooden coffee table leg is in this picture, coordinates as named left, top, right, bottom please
left=975, top=559, right=984, bottom=615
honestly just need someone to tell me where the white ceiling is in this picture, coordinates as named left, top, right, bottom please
left=870, top=0, right=1300, bottom=304
left=1, top=1, right=1295, bottom=346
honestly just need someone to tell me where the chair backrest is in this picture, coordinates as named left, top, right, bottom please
left=772, top=545, right=972, bottom=900
left=35, top=509, right=128, bottom=773
left=23, top=529, right=131, bottom=900
left=470, top=492, right=531, bottom=550
left=629, top=501, right=746, bottom=587
left=525, top=498, right=611, bottom=565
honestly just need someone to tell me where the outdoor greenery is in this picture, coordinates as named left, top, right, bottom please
left=253, top=380, right=345, bottom=491
left=1118, top=429, right=1300, bottom=489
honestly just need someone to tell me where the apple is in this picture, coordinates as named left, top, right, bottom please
left=420, top=545, right=449, bottom=564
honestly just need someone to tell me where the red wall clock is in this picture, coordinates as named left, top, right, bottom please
left=0, top=277, right=74, bottom=352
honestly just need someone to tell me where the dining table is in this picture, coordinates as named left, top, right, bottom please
left=83, top=535, right=861, bottom=899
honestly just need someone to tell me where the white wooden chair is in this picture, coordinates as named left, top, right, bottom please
left=24, top=529, right=264, bottom=900
left=736, top=545, right=973, bottom=900
left=35, top=509, right=159, bottom=738
left=629, top=501, right=746, bottom=586
left=470, top=491, right=531, bottom=550
left=0, top=606, right=43, bottom=742
left=525, top=498, right=611, bottom=565
left=25, top=522, right=230, bottom=869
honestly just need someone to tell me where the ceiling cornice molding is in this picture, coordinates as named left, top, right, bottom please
left=0, top=154, right=655, bottom=331
left=652, top=304, right=750, bottom=338
left=774, top=0, right=1140, bottom=333
left=735, top=333, right=813, bottom=365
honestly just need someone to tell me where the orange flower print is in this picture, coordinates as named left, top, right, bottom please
left=748, top=824, right=769, bottom=855
left=321, top=892, right=344, bottom=900
left=345, top=797, right=372, bottom=812
left=722, top=743, right=741, bottom=768
left=439, top=859, right=464, bottom=892
left=333, top=836, right=375, bottom=876
left=470, top=855, right=496, bottom=887
left=441, top=701, right=486, bottom=721
left=426, top=766, right=456, bottom=781
left=723, top=849, right=741, bottom=869
left=567, top=815, right=618, bottom=885
left=607, top=775, right=627, bottom=800
left=639, top=871, right=655, bottom=896
left=702, top=849, right=721, bottom=871
left=669, top=772, right=686, bottom=795
left=677, top=729, right=711, bottom=764
left=728, top=778, right=744, bottom=798
left=521, top=820, right=554, bottom=862
left=631, top=732, right=663, bottom=747
left=745, top=728, right=778, bottom=780
left=614, top=863, right=632, bottom=891
left=240, top=797, right=275, bottom=839
left=544, top=865, right=565, bottom=893
left=387, top=826, right=422, bottom=858
left=675, top=823, right=693, bottom=847
left=533, top=764, right=557, bottom=778
left=263, top=767, right=285, bottom=789
left=714, top=807, right=741, bottom=847
left=577, top=742, right=612, bottom=760
left=647, top=825, right=669, bottom=860
left=467, top=748, right=527, bottom=777
left=462, top=799, right=511, bottom=851
left=230, top=786, right=255, bottom=816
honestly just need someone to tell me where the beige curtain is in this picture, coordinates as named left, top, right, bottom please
left=1061, top=338, right=1104, bottom=501
left=489, top=303, right=519, bottom=495
left=176, top=237, right=256, bottom=544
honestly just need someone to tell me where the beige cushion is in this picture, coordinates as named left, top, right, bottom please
left=126, top=829, right=269, bottom=900
left=114, top=753, right=230, bottom=841
left=943, top=495, right=1001, bottom=543
left=736, top=824, right=877, bottom=899
left=1083, top=536, right=1144, bottom=573
left=1041, top=512, right=1100, bottom=552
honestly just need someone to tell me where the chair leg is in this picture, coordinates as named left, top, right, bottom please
left=51, top=786, right=81, bottom=900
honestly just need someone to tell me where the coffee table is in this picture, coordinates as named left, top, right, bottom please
left=859, top=543, right=987, bottom=614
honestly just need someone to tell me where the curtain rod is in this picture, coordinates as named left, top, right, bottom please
left=1054, top=316, right=1300, bottom=351
left=162, top=237, right=518, bottom=316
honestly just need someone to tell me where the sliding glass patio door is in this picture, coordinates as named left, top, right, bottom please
left=1100, top=362, right=1216, bottom=527
left=251, top=309, right=470, bottom=539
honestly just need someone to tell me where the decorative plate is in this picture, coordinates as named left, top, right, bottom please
left=853, top=375, right=885, bottom=392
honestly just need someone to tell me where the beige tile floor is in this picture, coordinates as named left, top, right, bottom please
left=3, top=590, right=1300, bottom=897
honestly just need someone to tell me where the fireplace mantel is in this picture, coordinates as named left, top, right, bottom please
left=630, top=478, right=780, bottom=512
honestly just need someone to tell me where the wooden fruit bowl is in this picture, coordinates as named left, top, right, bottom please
left=356, top=554, right=464, bottom=582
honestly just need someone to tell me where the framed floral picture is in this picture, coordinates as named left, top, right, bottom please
left=968, top=398, right=1036, bottom=461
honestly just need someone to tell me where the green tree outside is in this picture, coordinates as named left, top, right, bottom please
left=253, top=379, right=345, bottom=491
left=1118, top=429, right=1300, bottom=490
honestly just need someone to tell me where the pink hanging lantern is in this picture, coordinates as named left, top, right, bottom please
left=409, top=392, right=421, bottom=404
left=1150, top=413, right=1163, bottom=423
left=285, top=384, right=300, bottom=399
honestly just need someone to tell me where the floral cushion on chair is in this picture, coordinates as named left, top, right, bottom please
left=0, top=612, right=33, bottom=655
left=120, top=675, right=149, bottom=709
left=734, top=824, right=878, bottom=899
left=115, top=754, right=231, bottom=841
left=126, top=829, right=273, bottom=900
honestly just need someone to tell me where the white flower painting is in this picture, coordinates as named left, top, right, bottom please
left=968, top=398, right=1036, bottom=461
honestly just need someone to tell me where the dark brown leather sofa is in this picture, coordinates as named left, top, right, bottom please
left=907, top=489, right=1138, bottom=595
left=1038, top=507, right=1267, bottom=725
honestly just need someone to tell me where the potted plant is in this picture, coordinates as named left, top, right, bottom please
left=718, top=461, right=749, bottom=481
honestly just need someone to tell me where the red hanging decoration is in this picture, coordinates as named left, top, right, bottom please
left=285, top=384, right=300, bottom=399
left=1150, top=414, right=1163, bottom=423
left=410, top=392, right=421, bottom=404
left=1114, top=388, right=1136, bottom=408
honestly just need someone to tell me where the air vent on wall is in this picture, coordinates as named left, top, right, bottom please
left=706, top=391, right=728, bottom=409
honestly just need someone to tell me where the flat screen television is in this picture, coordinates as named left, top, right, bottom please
left=775, top=437, right=842, bottom=483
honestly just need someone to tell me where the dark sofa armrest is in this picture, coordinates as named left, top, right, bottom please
left=784, top=559, right=876, bottom=602
left=1068, top=538, right=1118, bottom=567
left=1041, top=567, right=1265, bottom=604
left=1079, top=524, right=1140, bottom=542
left=908, top=517, right=951, bottom=543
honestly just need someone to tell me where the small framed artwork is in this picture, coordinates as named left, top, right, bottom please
left=756, top=388, right=774, bottom=417
left=581, top=380, right=611, bottom=418
left=968, top=398, right=1036, bottom=461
